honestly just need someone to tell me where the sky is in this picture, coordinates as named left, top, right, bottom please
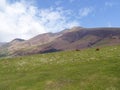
left=0, top=0, right=120, bottom=42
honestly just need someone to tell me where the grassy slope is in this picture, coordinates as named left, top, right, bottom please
left=0, top=46, right=120, bottom=90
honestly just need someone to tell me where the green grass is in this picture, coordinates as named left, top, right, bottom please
left=0, top=46, right=120, bottom=90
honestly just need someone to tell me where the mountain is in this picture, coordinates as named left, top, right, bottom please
left=1, top=27, right=120, bottom=56
left=0, top=42, right=5, bottom=47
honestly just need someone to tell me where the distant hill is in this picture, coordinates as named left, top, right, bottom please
left=1, top=27, right=120, bottom=56
left=0, top=42, right=6, bottom=47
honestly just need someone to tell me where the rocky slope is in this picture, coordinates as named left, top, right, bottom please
left=1, top=27, right=120, bottom=56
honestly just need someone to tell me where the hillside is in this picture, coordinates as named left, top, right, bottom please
left=1, top=27, right=120, bottom=56
left=0, top=42, right=6, bottom=47
left=0, top=46, right=120, bottom=90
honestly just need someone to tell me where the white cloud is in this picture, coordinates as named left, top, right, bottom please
left=79, top=7, right=93, bottom=18
left=0, top=0, right=80, bottom=42
left=0, top=0, right=6, bottom=9
left=105, top=1, right=119, bottom=7
left=38, top=7, right=79, bottom=32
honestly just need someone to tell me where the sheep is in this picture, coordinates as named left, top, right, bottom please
left=76, top=49, right=80, bottom=51
left=96, top=48, right=100, bottom=51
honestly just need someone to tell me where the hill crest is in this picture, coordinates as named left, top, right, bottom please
left=1, top=27, right=120, bottom=56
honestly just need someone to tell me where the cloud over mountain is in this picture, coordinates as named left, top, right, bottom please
left=0, top=0, right=80, bottom=42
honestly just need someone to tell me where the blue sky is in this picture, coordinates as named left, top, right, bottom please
left=38, top=0, right=120, bottom=27
left=0, top=0, right=120, bottom=42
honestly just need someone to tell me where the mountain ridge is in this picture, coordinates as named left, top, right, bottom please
left=1, top=27, right=120, bottom=57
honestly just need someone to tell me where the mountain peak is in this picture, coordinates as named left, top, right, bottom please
left=71, top=26, right=84, bottom=30
left=10, top=38, right=25, bottom=43
left=60, top=26, right=84, bottom=34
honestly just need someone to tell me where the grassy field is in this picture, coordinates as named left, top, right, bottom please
left=0, top=46, right=120, bottom=90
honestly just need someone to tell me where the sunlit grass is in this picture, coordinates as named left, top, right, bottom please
left=0, top=46, right=120, bottom=90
